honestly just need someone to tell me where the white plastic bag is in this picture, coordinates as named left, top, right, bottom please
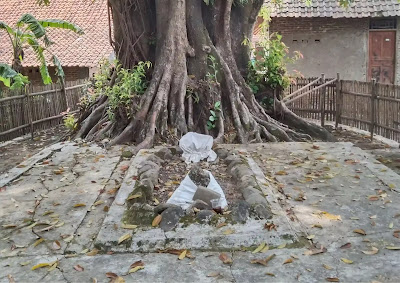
left=179, top=132, right=217, bottom=163
left=166, top=170, right=227, bottom=209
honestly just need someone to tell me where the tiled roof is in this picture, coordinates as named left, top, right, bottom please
left=0, top=0, right=113, bottom=67
left=269, top=0, right=400, bottom=18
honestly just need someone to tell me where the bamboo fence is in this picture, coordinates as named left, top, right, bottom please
left=286, top=76, right=400, bottom=142
left=0, top=79, right=87, bottom=142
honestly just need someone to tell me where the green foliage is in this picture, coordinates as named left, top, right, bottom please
left=206, top=55, right=219, bottom=83
left=186, top=86, right=199, bottom=104
left=63, top=113, right=77, bottom=131
left=0, top=63, right=29, bottom=90
left=207, top=101, right=221, bottom=130
left=246, top=5, right=302, bottom=93
left=89, top=59, right=152, bottom=121
left=0, top=13, right=83, bottom=87
left=248, top=33, right=302, bottom=91
left=107, top=61, right=151, bottom=120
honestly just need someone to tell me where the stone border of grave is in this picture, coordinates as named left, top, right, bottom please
left=95, top=145, right=300, bottom=253
left=218, top=148, right=272, bottom=220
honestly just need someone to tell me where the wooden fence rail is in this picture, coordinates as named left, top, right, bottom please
left=0, top=79, right=87, bottom=142
left=286, top=75, right=400, bottom=142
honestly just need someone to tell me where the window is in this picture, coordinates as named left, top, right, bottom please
left=370, top=18, right=397, bottom=30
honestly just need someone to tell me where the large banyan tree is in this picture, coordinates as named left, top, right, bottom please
left=73, top=0, right=336, bottom=150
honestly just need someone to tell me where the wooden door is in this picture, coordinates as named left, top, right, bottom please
left=368, top=31, right=396, bottom=84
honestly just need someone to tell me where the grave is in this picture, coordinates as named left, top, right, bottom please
left=94, top=146, right=299, bottom=252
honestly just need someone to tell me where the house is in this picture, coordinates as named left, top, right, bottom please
left=265, top=0, right=400, bottom=84
left=0, top=0, right=113, bottom=85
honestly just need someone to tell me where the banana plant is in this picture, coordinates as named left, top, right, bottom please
left=0, top=13, right=83, bottom=87
left=0, top=63, right=29, bottom=90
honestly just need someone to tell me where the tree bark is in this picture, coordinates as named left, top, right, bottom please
left=76, top=0, right=334, bottom=150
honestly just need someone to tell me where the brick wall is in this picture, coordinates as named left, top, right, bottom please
left=266, top=17, right=369, bottom=81
left=21, top=66, right=89, bottom=85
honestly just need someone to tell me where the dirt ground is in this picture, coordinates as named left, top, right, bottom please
left=157, top=155, right=242, bottom=204
left=0, top=126, right=68, bottom=174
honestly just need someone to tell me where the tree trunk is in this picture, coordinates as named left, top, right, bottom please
left=76, top=0, right=334, bottom=150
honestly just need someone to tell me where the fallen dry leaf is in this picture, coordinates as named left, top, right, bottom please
left=340, top=258, right=353, bottom=264
left=33, top=238, right=44, bottom=247
left=74, top=265, right=84, bottom=272
left=207, top=272, right=221, bottom=278
left=121, top=223, right=138, bottom=230
left=326, top=278, right=340, bottom=282
left=152, top=215, right=162, bottom=227
left=261, top=244, right=270, bottom=253
left=106, top=272, right=125, bottom=283
left=339, top=242, right=351, bottom=249
left=118, top=233, right=131, bottom=244
left=353, top=229, right=366, bottom=235
left=128, top=260, right=145, bottom=273
left=275, top=170, right=288, bottom=176
left=127, top=193, right=142, bottom=200
left=362, top=247, right=379, bottom=255
left=128, top=266, right=144, bottom=274
left=304, top=245, right=327, bottom=256
left=73, top=203, right=86, bottom=208
left=323, top=264, right=333, bottom=270
left=393, top=230, right=400, bottom=239
left=283, top=258, right=293, bottom=264
left=266, top=272, right=276, bottom=277
left=64, top=235, right=74, bottom=243
left=178, top=250, right=187, bottom=260
left=31, top=262, right=54, bottom=270
left=250, top=254, right=276, bottom=266
left=86, top=249, right=99, bottom=256
left=219, top=253, right=233, bottom=264
left=93, top=200, right=104, bottom=206
left=386, top=246, right=400, bottom=250
left=252, top=242, right=266, bottom=254
left=52, top=240, right=61, bottom=250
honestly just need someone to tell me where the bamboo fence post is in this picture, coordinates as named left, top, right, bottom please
left=26, top=92, right=34, bottom=139
left=370, top=78, right=377, bottom=141
left=335, top=73, right=342, bottom=128
left=320, top=73, right=326, bottom=127
left=61, top=80, right=68, bottom=110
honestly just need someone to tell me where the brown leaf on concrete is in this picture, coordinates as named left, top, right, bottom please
left=106, top=272, right=125, bottom=283
left=86, top=248, right=99, bottom=256
left=326, top=278, right=340, bottom=282
left=52, top=240, right=61, bottom=250
left=353, top=229, right=366, bottom=235
left=207, top=272, right=221, bottom=278
left=283, top=258, right=293, bottom=264
left=130, top=261, right=144, bottom=269
left=250, top=254, right=276, bottom=266
left=304, top=245, right=327, bottom=256
left=339, top=243, right=351, bottom=249
left=219, top=253, right=233, bottom=264
left=74, top=264, right=84, bottom=272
